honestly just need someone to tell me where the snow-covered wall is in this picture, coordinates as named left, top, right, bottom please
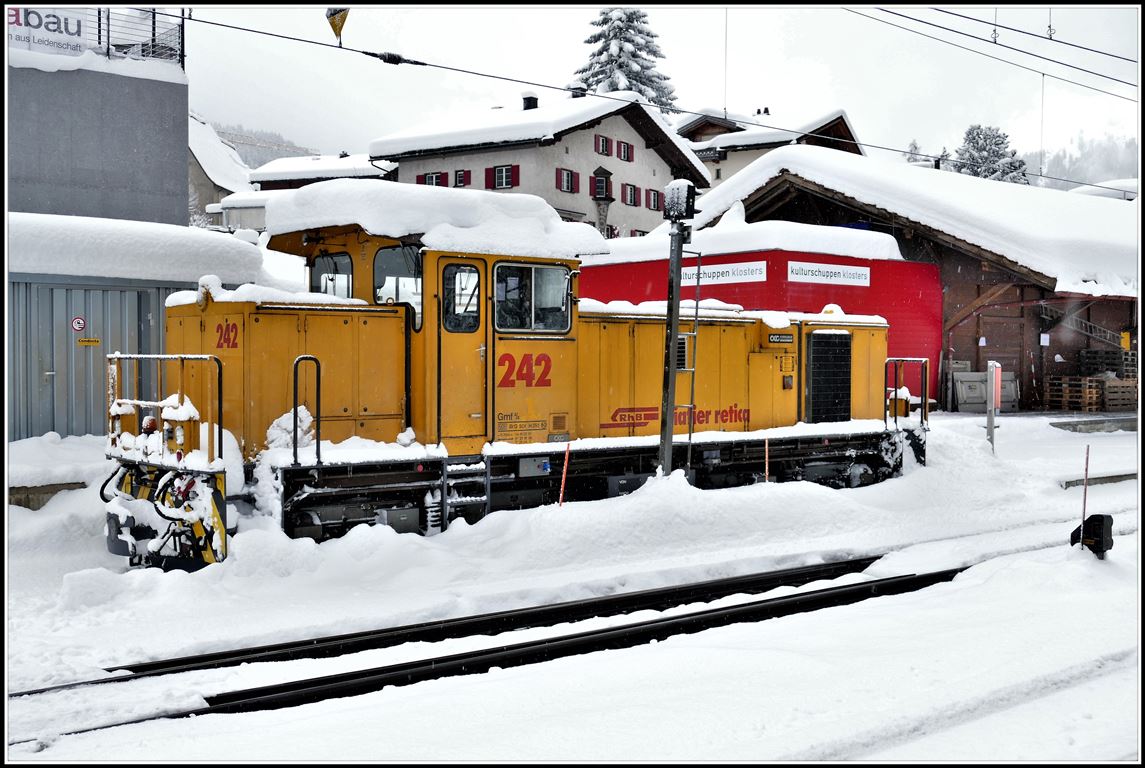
left=8, top=64, right=188, bottom=225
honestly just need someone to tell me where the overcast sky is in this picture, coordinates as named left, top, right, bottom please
left=183, top=5, right=1139, bottom=177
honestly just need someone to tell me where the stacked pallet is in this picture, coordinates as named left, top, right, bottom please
left=1045, top=376, right=1103, bottom=412
left=1080, top=349, right=1138, bottom=379
left=1101, top=379, right=1138, bottom=412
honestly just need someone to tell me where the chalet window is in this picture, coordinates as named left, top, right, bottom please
left=310, top=252, right=353, bottom=299
left=555, top=168, right=579, bottom=193
left=621, top=183, right=640, bottom=206
left=487, top=164, right=520, bottom=189
left=595, top=134, right=612, bottom=156
left=605, top=225, right=619, bottom=239
left=454, top=170, right=471, bottom=187
left=617, top=141, right=633, bottom=161
left=591, top=175, right=612, bottom=199
left=630, top=229, right=647, bottom=237
left=417, top=171, right=447, bottom=186
left=646, top=189, right=661, bottom=211
left=495, top=263, right=571, bottom=333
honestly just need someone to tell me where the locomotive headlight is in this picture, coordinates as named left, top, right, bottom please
left=174, top=425, right=185, bottom=446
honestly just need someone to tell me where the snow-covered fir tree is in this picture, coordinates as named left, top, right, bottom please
left=902, top=139, right=924, bottom=163
left=952, top=125, right=1030, bottom=184
left=573, top=8, right=677, bottom=113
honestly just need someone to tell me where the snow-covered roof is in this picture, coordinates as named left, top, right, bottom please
left=585, top=201, right=902, bottom=267
left=188, top=113, right=252, bottom=194
left=218, top=189, right=293, bottom=209
left=8, top=212, right=270, bottom=286
left=250, top=154, right=395, bottom=183
left=686, top=109, right=863, bottom=156
left=368, top=90, right=709, bottom=185
left=682, top=145, right=1138, bottom=299
left=265, top=178, right=608, bottom=259
left=1068, top=178, right=1137, bottom=200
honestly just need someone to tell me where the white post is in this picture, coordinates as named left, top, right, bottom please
left=986, top=360, right=999, bottom=454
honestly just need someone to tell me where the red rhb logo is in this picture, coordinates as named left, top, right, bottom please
left=600, top=406, right=659, bottom=429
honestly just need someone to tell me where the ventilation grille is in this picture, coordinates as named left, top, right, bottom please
left=551, top=413, right=568, bottom=432
left=808, top=333, right=851, bottom=423
left=675, top=335, right=689, bottom=369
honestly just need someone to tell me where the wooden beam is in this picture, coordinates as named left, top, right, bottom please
left=944, top=282, right=1015, bottom=332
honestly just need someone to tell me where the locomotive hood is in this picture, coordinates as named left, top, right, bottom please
left=265, top=178, right=607, bottom=260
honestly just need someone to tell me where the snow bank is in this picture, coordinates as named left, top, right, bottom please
left=7, top=432, right=114, bottom=487
left=7, top=47, right=187, bottom=84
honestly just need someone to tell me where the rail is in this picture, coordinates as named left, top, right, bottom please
left=292, top=356, right=322, bottom=467
left=885, top=357, right=930, bottom=431
left=107, top=353, right=223, bottom=461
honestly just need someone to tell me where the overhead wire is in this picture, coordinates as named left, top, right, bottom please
left=843, top=8, right=1136, bottom=103
left=874, top=8, right=1136, bottom=88
left=150, top=8, right=1134, bottom=194
left=930, top=7, right=1137, bottom=63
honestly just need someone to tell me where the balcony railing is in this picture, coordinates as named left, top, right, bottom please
left=10, top=8, right=186, bottom=68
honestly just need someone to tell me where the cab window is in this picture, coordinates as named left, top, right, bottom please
left=495, top=264, right=570, bottom=332
left=374, top=245, right=423, bottom=328
left=310, top=252, right=353, bottom=298
left=442, top=264, right=480, bottom=333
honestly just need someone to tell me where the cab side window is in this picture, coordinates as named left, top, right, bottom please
left=374, top=245, right=423, bottom=328
left=495, top=264, right=570, bottom=332
left=310, top=252, right=353, bottom=299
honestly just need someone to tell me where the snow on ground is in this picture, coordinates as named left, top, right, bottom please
left=5, top=412, right=1140, bottom=759
left=7, top=433, right=113, bottom=488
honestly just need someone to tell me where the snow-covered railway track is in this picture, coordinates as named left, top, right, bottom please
left=9, top=563, right=964, bottom=748
left=9, top=556, right=879, bottom=700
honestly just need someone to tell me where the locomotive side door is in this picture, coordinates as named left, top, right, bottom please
left=438, top=259, right=487, bottom=447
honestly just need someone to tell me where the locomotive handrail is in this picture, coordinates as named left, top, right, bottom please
left=106, top=353, right=224, bottom=461
left=884, top=357, right=930, bottom=431
left=292, top=356, right=322, bottom=467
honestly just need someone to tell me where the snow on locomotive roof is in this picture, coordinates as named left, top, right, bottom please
left=586, top=202, right=903, bottom=267
left=165, top=275, right=366, bottom=308
left=579, top=298, right=886, bottom=327
left=265, top=178, right=607, bottom=260
left=9, top=212, right=266, bottom=285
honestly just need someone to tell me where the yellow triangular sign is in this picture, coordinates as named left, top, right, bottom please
left=326, top=8, right=349, bottom=41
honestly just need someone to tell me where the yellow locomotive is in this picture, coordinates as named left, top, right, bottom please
left=102, top=180, right=927, bottom=570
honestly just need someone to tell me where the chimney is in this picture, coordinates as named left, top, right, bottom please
left=755, top=107, right=769, bottom=116
left=522, top=91, right=539, bottom=110
left=569, top=81, right=587, bottom=98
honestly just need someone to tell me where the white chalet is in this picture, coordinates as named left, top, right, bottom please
left=677, top=108, right=863, bottom=188
left=368, top=90, right=710, bottom=238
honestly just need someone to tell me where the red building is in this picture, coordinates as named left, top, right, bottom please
left=579, top=223, right=943, bottom=399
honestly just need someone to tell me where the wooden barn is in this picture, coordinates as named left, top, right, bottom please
left=678, top=145, right=1138, bottom=411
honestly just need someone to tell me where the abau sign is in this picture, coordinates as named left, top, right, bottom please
left=8, top=7, right=85, bottom=56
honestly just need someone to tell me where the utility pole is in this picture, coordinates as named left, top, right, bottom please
left=658, top=180, right=697, bottom=476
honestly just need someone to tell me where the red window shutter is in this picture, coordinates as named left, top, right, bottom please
left=628, top=142, right=635, bottom=162
left=590, top=175, right=597, bottom=196
left=510, top=165, right=520, bottom=187
left=463, top=170, right=471, bottom=186
left=605, top=137, right=613, bottom=156
left=634, top=185, right=641, bottom=205
left=485, top=167, right=495, bottom=189
left=645, top=188, right=651, bottom=208
left=606, top=178, right=612, bottom=197
left=572, top=172, right=580, bottom=193
left=594, top=134, right=603, bottom=154
left=555, top=168, right=563, bottom=190
left=416, top=173, right=426, bottom=184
